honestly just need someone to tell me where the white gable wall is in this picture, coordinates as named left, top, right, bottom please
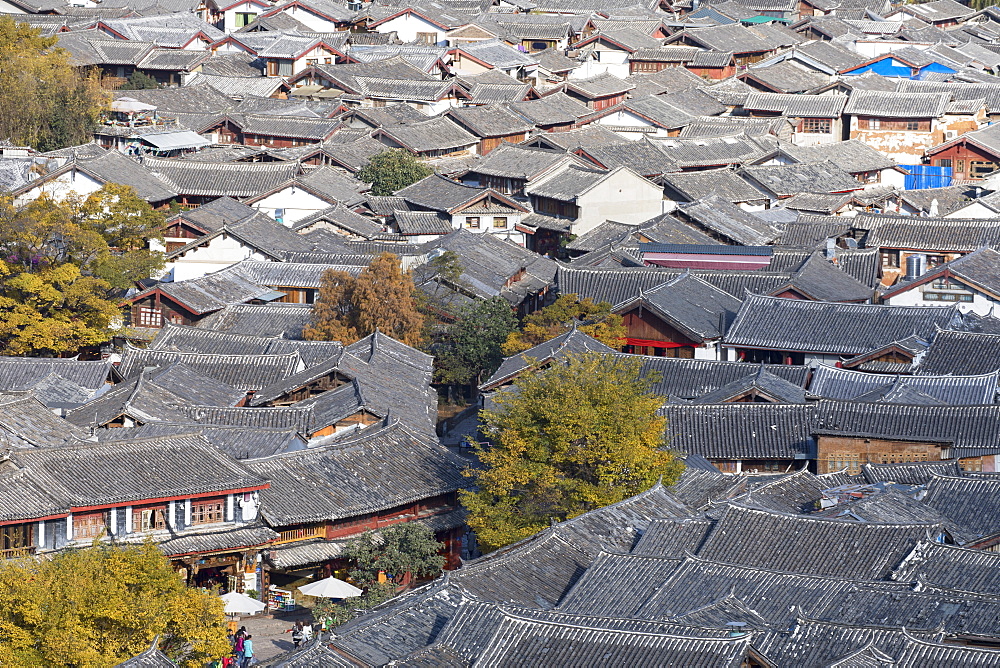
left=372, top=14, right=446, bottom=46
left=14, top=169, right=104, bottom=205
left=162, top=235, right=272, bottom=281
left=251, top=187, right=336, bottom=224
left=573, top=169, right=664, bottom=236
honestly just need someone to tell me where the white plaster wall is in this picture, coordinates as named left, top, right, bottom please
left=884, top=284, right=998, bottom=316
left=572, top=169, right=664, bottom=236
left=14, top=169, right=104, bottom=205
left=252, top=187, right=334, bottom=224
left=570, top=58, right=630, bottom=80
left=373, top=14, right=446, bottom=46
left=222, top=2, right=262, bottom=32
left=162, top=235, right=271, bottom=281
left=282, top=5, right=343, bottom=31
left=594, top=109, right=669, bottom=140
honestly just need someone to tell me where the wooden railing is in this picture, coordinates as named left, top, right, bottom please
left=275, top=526, right=325, bottom=544
left=0, top=546, right=35, bottom=559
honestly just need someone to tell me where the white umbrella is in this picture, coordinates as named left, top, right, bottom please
left=220, top=591, right=266, bottom=615
left=298, top=576, right=363, bottom=599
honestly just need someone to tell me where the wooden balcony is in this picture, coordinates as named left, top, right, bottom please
left=0, top=546, right=35, bottom=559
left=275, top=526, right=325, bottom=544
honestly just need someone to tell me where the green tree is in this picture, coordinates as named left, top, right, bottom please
left=436, top=296, right=519, bottom=387
left=0, top=542, right=230, bottom=667
left=0, top=185, right=165, bottom=355
left=304, top=252, right=425, bottom=346
left=0, top=17, right=105, bottom=151
left=342, top=523, right=445, bottom=587
left=356, top=149, right=433, bottom=196
left=119, top=70, right=161, bottom=90
left=461, top=352, right=683, bottom=552
left=502, top=293, right=627, bottom=355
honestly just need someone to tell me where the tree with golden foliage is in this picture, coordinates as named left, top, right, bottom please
left=0, top=17, right=105, bottom=151
left=304, top=252, right=424, bottom=346
left=502, top=293, right=626, bottom=355
left=0, top=186, right=164, bottom=355
left=0, top=542, right=230, bottom=667
left=461, top=352, right=683, bottom=552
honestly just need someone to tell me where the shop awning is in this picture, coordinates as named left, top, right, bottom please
left=141, top=130, right=212, bottom=150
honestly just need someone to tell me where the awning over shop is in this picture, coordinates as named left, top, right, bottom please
left=140, top=130, right=212, bottom=150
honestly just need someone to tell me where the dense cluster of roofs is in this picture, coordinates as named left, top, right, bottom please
left=6, top=0, right=1000, bottom=663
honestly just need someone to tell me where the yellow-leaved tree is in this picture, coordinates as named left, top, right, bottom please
left=0, top=542, right=230, bottom=667
left=304, top=252, right=425, bottom=346
left=502, top=293, right=626, bottom=355
left=0, top=186, right=164, bottom=356
left=0, top=16, right=105, bottom=151
left=461, top=352, right=683, bottom=552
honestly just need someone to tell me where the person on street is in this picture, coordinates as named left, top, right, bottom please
left=291, top=621, right=304, bottom=648
left=241, top=635, right=254, bottom=668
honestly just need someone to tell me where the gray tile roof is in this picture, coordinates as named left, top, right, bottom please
left=897, top=79, right=1000, bottom=113
left=190, top=304, right=316, bottom=339
left=844, top=90, right=951, bottom=118
left=862, top=460, right=963, bottom=486
left=692, top=365, right=807, bottom=404
left=661, top=168, right=770, bottom=205
left=445, top=104, right=534, bottom=137
left=133, top=263, right=277, bottom=316
left=675, top=196, right=780, bottom=245
left=742, top=61, right=828, bottom=94
left=923, top=474, right=1000, bottom=540
left=245, top=421, right=465, bottom=526
left=97, top=421, right=303, bottom=460
left=891, top=540, right=1000, bottom=596
left=665, top=402, right=815, bottom=459
left=697, top=503, right=942, bottom=579
left=739, top=161, right=864, bottom=198
left=4, top=434, right=265, bottom=518
left=779, top=139, right=897, bottom=174
left=808, top=364, right=998, bottom=404
left=156, top=523, right=278, bottom=558
left=918, top=329, right=1000, bottom=376
left=481, top=327, right=616, bottom=391
left=525, top=163, right=611, bottom=202
left=613, top=272, right=742, bottom=342
left=116, top=344, right=302, bottom=391
left=854, top=213, right=1000, bottom=253
left=141, top=157, right=301, bottom=199
left=723, top=295, right=959, bottom=356
left=375, top=116, right=477, bottom=153
left=742, top=91, right=848, bottom=117
left=670, top=22, right=780, bottom=53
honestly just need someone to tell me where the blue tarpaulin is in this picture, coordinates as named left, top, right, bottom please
left=902, top=165, right=952, bottom=190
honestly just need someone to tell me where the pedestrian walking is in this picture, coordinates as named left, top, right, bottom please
left=291, top=621, right=304, bottom=648
left=240, top=635, right=254, bottom=668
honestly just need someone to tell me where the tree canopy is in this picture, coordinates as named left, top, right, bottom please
left=0, top=17, right=105, bottom=151
left=502, top=294, right=626, bottom=355
left=356, top=149, right=434, bottom=196
left=0, top=542, right=230, bottom=667
left=0, top=186, right=165, bottom=355
left=461, top=352, right=683, bottom=551
left=435, top=297, right=519, bottom=386
left=342, top=522, right=445, bottom=587
left=304, top=252, right=425, bottom=346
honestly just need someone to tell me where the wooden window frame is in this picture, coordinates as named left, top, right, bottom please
left=190, top=497, right=226, bottom=525
left=132, top=506, right=168, bottom=532
left=74, top=511, right=109, bottom=540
